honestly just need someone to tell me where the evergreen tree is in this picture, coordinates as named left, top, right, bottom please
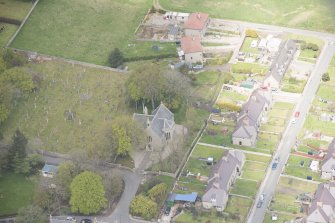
left=109, top=48, right=124, bottom=68
left=8, top=129, right=27, bottom=170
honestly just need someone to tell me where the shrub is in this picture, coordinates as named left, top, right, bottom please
left=223, top=73, right=234, bottom=84
left=216, top=101, right=241, bottom=112
left=245, top=29, right=258, bottom=38
left=322, top=72, right=330, bottom=82
left=109, top=48, right=124, bottom=68
left=3, top=50, right=27, bottom=68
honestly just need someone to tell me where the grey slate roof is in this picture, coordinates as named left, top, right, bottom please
left=133, top=103, right=175, bottom=138
left=323, top=139, right=335, bottom=164
left=202, top=150, right=245, bottom=207
left=308, top=183, right=335, bottom=222
left=232, top=89, right=270, bottom=139
left=265, top=39, right=297, bottom=84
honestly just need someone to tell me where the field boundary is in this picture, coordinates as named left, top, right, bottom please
left=6, top=0, right=40, bottom=47
left=9, top=47, right=127, bottom=73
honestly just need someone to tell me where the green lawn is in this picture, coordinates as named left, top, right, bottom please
left=240, top=37, right=259, bottom=54
left=245, top=153, right=271, bottom=163
left=273, top=102, right=295, bottom=110
left=11, top=0, right=177, bottom=65
left=175, top=210, right=227, bottom=223
left=231, top=62, right=268, bottom=76
left=270, top=176, right=318, bottom=214
left=256, top=133, right=280, bottom=152
left=0, top=23, right=18, bottom=47
left=200, top=122, right=235, bottom=146
left=303, top=114, right=335, bottom=136
left=281, top=76, right=307, bottom=93
left=0, top=172, right=36, bottom=216
left=0, top=0, right=33, bottom=20
left=284, top=155, right=321, bottom=181
left=175, top=177, right=207, bottom=196
left=217, top=90, right=248, bottom=104
left=264, top=212, right=295, bottom=223
left=0, top=60, right=128, bottom=153
left=160, top=0, right=335, bottom=33
left=231, top=179, right=258, bottom=197
left=195, top=71, right=220, bottom=85
left=242, top=169, right=265, bottom=182
left=225, top=196, right=253, bottom=222
left=185, top=144, right=226, bottom=176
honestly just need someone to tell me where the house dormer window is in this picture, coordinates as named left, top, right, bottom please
left=147, top=136, right=152, bottom=143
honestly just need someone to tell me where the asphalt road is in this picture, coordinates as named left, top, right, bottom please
left=247, top=41, right=335, bottom=223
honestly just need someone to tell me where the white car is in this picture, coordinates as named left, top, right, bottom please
left=291, top=118, right=296, bottom=124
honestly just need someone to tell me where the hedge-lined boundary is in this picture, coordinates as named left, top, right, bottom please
left=124, top=53, right=177, bottom=62
left=0, top=17, right=21, bottom=26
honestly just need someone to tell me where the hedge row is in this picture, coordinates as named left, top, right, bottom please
left=0, top=17, right=21, bottom=26
left=124, top=53, right=177, bottom=62
left=216, top=101, right=241, bottom=112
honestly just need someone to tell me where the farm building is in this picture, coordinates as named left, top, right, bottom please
left=180, top=36, right=203, bottom=64
left=184, top=12, right=209, bottom=36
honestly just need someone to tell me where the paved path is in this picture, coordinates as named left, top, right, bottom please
left=247, top=40, right=335, bottom=223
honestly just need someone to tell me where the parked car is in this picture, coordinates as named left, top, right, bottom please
left=272, top=163, right=278, bottom=170
left=295, top=111, right=300, bottom=118
left=164, top=206, right=171, bottom=216
left=80, top=219, right=92, bottom=223
left=66, top=216, right=76, bottom=222
left=256, top=200, right=263, bottom=208
left=259, top=194, right=265, bottom=201
left=291, top=118, right=296, bottom=124
left=307, top=176, right=313, bottom=180
left=193, top=64, right=203, bottom=71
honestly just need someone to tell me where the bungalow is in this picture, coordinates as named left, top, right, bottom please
left=202, top=150, right=245, bottom=211
left=42, top=164, right=58, bottom=178
left=321, top=139, right=335, bottom=180
left=232, top=88, right=272, bottom=147
left=184, top=12, right=209, bottom=37
left=306, top=183, right=335, bottom=223
left=263, top=40, right=297, bottom=90
left=180, top=36, right=203, bottom=64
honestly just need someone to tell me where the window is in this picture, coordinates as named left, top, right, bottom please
left=165, top=132, right=171, bottom=140
left=147, top=136, right=152, bottom=143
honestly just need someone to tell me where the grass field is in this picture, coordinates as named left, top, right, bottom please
left=231, top=179, right=258, bottom=197
left=231, top=62, right=268, bottom=76
left=11, top=0, right=177, bottom=65
left=0, top=0, right=33, bottom=20
left=270, top=176, right=318, bottom=214
left=0, top=23, right=17, bottom=47
left=0, top=173, right=35, bottom=216
left=240, top=37, right=259, bottom=54
left=160, top=0, right=335, bottom=33
left=0, top=60, right=128, bottom=153
left=284, top=155, right=322, bottom=181
left=0, top=0, right=34, bottom=47
left=185, top=144, right=226, bottom=176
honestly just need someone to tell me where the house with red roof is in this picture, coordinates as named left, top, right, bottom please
left=184, top=12, right=209, bottom=36
left=180, top=36, right=203, bottom=64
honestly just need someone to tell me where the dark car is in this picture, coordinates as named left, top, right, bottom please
left=256, top=200, right=263, bottom=208
left=81, top=219, right=92, bottom=223
left=272, top=163, right=278, bottom=170
left=164, top=206, right=171, bottom=215
left=307, top=176, right=313, bottom=180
